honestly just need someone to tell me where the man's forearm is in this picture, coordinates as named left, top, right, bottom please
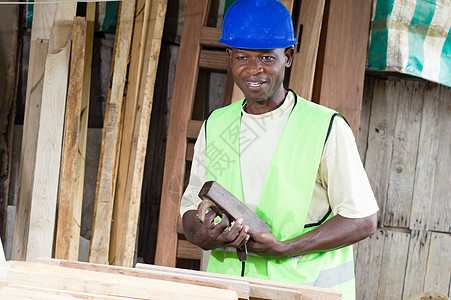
left=248, top=213, right=377, bottom=259
left=282, top=213, right=376, bottom=257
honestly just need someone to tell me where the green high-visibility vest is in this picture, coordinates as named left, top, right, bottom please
left=205, top=92, right=355, bottom=299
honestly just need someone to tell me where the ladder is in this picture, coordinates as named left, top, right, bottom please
left=154, top=0, right=320, bottom=268
left=155, top=0, right=373, bottom=267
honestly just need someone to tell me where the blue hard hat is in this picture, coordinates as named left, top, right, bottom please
left=218, top=0, right=297, bottom=49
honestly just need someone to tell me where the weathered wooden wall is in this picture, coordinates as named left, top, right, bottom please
left=355, top=75, right=451, bottom=300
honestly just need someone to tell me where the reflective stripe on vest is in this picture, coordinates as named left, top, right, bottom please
left=303, top=260, right=355, bottom=288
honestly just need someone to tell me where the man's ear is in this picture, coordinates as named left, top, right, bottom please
left=285, top=47, right=294, bottom=67
left=226, top=47, right=233, bottom=58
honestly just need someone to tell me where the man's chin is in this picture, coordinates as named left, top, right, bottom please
left=243, top=92, right=269, bottom=103
left=246, top=97, right=269, bottom=103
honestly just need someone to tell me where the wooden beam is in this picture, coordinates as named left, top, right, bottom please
left=0, top=261, right=238, bottom=300
left=0, top=285, right=138, bottom=300
left=176, top=239, right=202, bottom=260
left=109, top=0, right=167, bottom=267
left=89, top=0, right=136, bottom=264
left=289, top=0, right=325, bottom=100
left=136, top=263, right=342, bottom=300
left=0, top=0, right=20, bottom=241
left=27, top=2, right=76, bottom=261
left=13, top=1, right=76, bottom=261
left=155, top=0, right=210, bottom=267
left=12, top=0, right=56, bottom=262
left=199, top=50, right=228, bottom=70
left=38, top=258, right=250, bottom=300
left=200, top=26, right=222, bottom=47
left=55, top=17, right=87, bottom=261
left=314, top=0, right=372, bottom=137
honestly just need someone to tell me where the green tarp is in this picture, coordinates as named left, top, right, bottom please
left=368, top=0, right=451, bottom=87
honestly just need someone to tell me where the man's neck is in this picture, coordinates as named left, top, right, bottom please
left=244, top=89, right=288, bottom=115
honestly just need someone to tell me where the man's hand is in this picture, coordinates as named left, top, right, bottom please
left=182, top=210, right=250, bottom=250
left=247, top=231, right=286, bottom=259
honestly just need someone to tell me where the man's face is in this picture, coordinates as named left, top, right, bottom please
left=226, top=47, right=293, bottom=103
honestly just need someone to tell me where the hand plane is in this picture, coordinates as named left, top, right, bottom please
left=196, top=181, right=271, bottom=262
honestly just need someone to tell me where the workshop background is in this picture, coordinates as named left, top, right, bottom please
left=0, top=0, right=450, bottom=299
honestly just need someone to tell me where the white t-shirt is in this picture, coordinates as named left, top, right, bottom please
left=180, top=92, right=378, bottom=225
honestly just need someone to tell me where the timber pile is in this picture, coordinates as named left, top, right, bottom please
left=0, top=260, right=237, bottom=299
left=0, top=259, right=342, bottom=300
left=10, top=0, right=168, bottom=267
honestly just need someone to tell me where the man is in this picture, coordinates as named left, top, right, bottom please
left=180, top=0, right=378, bottom=299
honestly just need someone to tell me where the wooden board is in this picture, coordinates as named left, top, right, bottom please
left=384, top=81, right=423, bottom=228
left=12, top=0, right=57, bottom=261
left=429, top=85, right=451, bottom=233
left=55, top=17, right=87, bottom=261
left=289, top=0, right=325, bottom=100
left=27, top=42, right=72, bottom=261
left=109, top=0, right=167, bottom=268
left=403, top=230, right=431, bottom=299
left=0, top=261, right=238, bottom=300
left=364, top=80, right=399, bottom=226
left=409, top=83, right=442, bottom=231
left=89, top=0, right=136, bottom=264
left=155, top=0, right=210, bottom=267
left=0, top=285, right=139, bottom=300
left=72, top=1, right=95, bottom=258
left=314, top=0, right=372, bottom=137
left=107, top=0, right=146, bottom=266
left=26, top=3, right=76, bottom=261
left=12, top=39, right=48, bottom=261
left=355, top=230, right=385, bottom=299
left=13, top=3, right=76, bottom=261
left=136, top=263, right=341, bottom=300
left=423, top=232, right=451, bottom=294
left=37, top=258, right=250, bottom=300
left=377, top=230, right=410, bottom=300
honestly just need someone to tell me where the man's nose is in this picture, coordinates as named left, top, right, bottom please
left=245, top=58, right=263, bottom=75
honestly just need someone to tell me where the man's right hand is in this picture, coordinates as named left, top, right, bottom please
left=182, top=210, right=250, bottom=250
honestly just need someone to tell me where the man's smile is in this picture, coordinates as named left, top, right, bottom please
left=245, top=81, right=267, bottom=89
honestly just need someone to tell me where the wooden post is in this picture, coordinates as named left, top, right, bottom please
left=289, top=0, right=326, bottom=100
left=313, top=0, right=372, bottom=137
left=155, top=0, right=210, bottom=268
left=109, top=0, right=167, bottom=267
left=54, top=17, right=87, bottom=261
left=89, top=0, right=136, bottom=264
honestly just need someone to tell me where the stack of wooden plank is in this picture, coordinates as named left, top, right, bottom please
left=0, top=260, right=237, bottom=299
left=0, top=259, right=342, bottom=299
left=11, top=0, right=168, bottom=267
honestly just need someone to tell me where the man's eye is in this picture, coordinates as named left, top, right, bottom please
left=262, top=56, right=274, bottom=61
left=236, top=56, right=247, bottom=61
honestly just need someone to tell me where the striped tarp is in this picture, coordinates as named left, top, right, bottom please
left=368, top=0, right=451, bottom=87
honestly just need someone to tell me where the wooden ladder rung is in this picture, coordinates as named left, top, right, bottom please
left=187, top=120, right=202, bottom=140
left=177, top=240, right=202, bottom=260
left=186, top=142, right=195, bottom=162
left=200, top=26, right=223, bottom=47
left=199, top=49, right=228, bottom=70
